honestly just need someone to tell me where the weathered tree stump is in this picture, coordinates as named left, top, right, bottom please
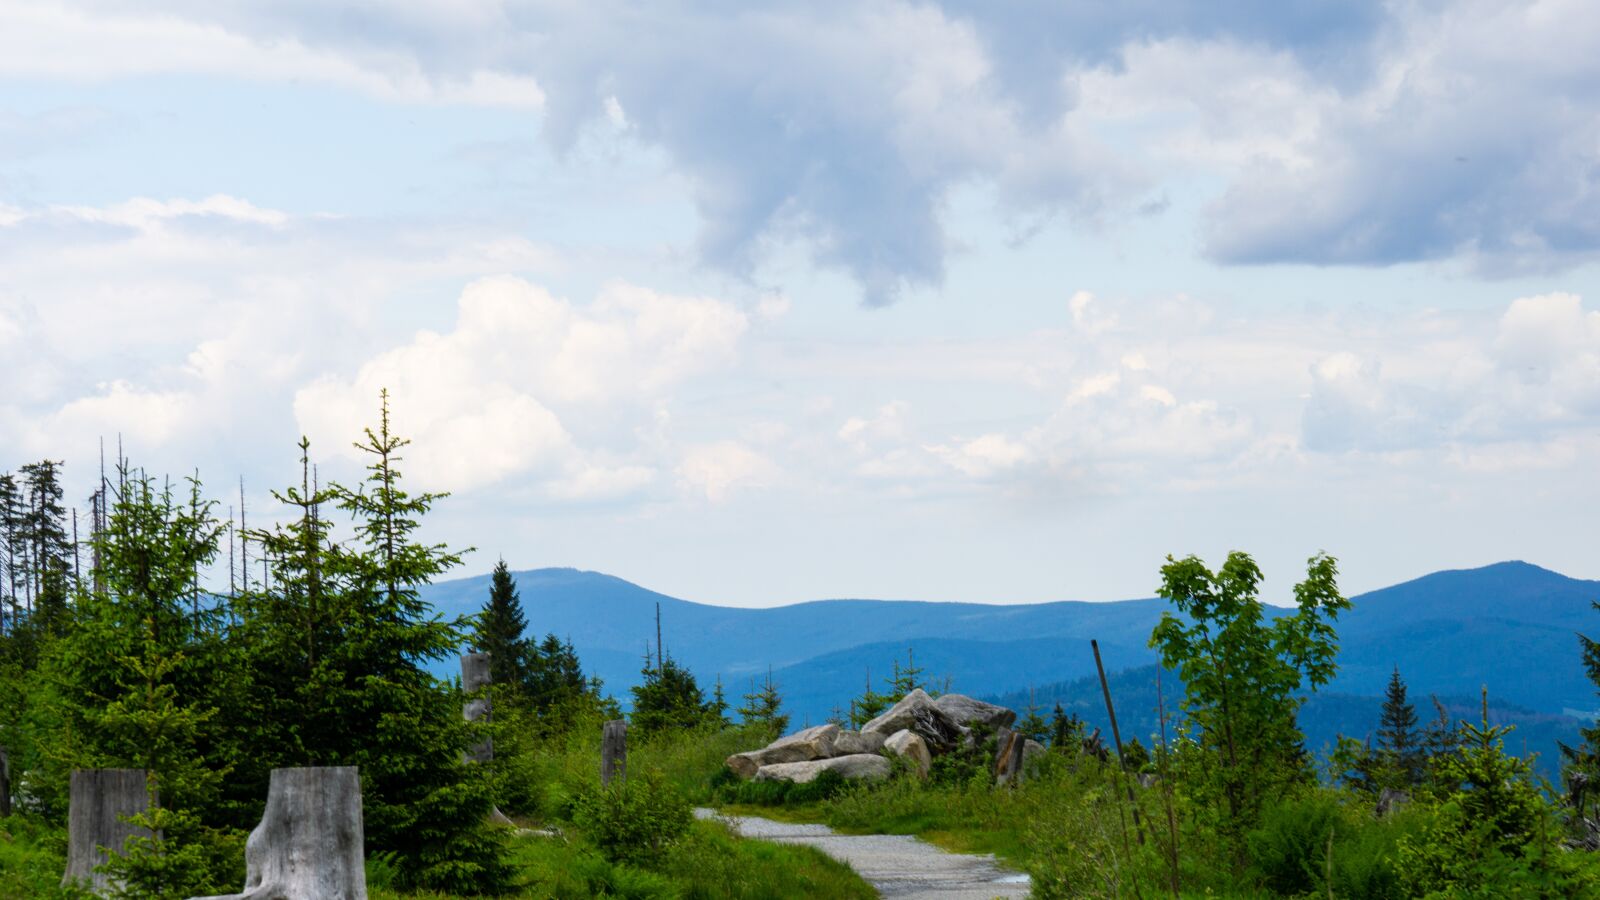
left=63, top=768, right=151, bottom=895
left=461, top=652, right=493, bottom=764
left=192, top=766, right=365, bottom=900
left=993, top=729, right=1026, bottom=786
left=601, top=719, right=627, bottom=786
left=0, top=744, right=11, bottom=818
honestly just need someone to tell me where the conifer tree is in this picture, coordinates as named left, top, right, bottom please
left=237, top=395, right=509, bottom=894
left=475, top=558, right=529, bottom=687
left=1049, top=703, right=1086, bottom=750
left=44, top=465, right=234, bottom=896
left=737, top=668, right=789, bottom=739
left=526, top=633, right=586, bottom=712
left=20, top=460, right=70, bottom=613
left=1377, top=665, right=1424, bottom=788
left=1570, top=604, right=1600, bottom=780
left=711, top=675, right=730, bottom=727
left=1015, top=687, right=1049, bottom=744
left=848, top=669, right=889, bottom=728
left=885, top=646, right=926, bottom=701
left=631, top=654, right=715, bottom=735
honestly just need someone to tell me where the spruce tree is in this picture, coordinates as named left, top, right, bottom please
left=1377, top=665, right=1423, bottom=788
left=44, top=464, right=235, bottom=895
left=19, top=460, right=70, bottom=612
left=631, top=654, right=715, bottom=735
left=328, top=393, right=510, bottom=893
left=237, top=396, right=510, bottom=894
left=1050, top=703, right=1086, bottom=750
left=737, top=668, right=789, bottom=739
left=848, top=669, right=889, bottom=728
left=1015, top=688, right=1049, bottom=744
left=884, top=646, right=925, bottom=701
left=526, top=633, right=587, bottom=712
left=1571, top=603, right=1600, bottom=780
left=475, top=558, right=529, bottom=687
left=711, top=676, right=730, bottom=727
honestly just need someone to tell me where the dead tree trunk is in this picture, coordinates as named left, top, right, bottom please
left=191, top=766, right=365, bottom=900
left=461, top=652, right=492, bottom=763
left=601, top=719, right=627, bottom=787
left=63, top=768, right=150, bottom=895
left=460, top=653, right=514, bottom=825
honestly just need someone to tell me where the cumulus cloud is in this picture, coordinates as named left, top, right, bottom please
left=676, top=441, right=777, bottom=502
left=293, top=276, right=749, bottom=495
left=1193, top=0, right=1600, bottom=271
left=0, top=0, right=544, bottom=107
left=13, top=1, right=1598, bottom=287
left=1302, top=292, right=1600, bottom=453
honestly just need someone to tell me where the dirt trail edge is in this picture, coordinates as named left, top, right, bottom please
left=694, top=808, right=1031, bottom=899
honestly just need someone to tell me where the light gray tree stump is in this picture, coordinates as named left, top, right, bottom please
left=460, top=652, right=515, bottom=825
left=63, top=768, right=151, bottom=896
left=191, top=766, right=365, bottom=900
left=461, top=652, right=492, bottom=764
left=602, top=719, right=627, bottom=787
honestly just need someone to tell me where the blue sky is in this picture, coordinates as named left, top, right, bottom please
left=3, top=0, right=1599, bottom=606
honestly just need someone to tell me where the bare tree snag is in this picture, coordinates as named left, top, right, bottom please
left=192, top=766, right=366, bottom=900
left=461, top=652, right=492, bottom=763
left=63, top=768, right=150, bottom=895
left=601, top=719, right=627, bottom=786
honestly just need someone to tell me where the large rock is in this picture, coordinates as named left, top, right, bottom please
left=883, top=729, right=931, bottom=778
left=725, top=723, right=841, bottom=779
left=934, top=694, right=1017, bottom=731
left=831, top=730, right=885, bottom=756
left=754, top=754, right=892, bottom=784
left=861, top=689, right=965, bottom=751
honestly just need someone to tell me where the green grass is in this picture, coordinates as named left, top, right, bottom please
left=366, top=819, right=871, bottom=899
left=0, top=815, right=92, bottom=899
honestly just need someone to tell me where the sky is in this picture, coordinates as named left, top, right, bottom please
left=2, top=0, right=1599, bottom=607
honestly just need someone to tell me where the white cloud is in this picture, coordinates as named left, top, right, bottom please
left=676, top=441, right=777, bottom=502
left=928, top=433, right=1030, bottom=478
left=293, top=276, right=750, bottom=495
left=0, top=0, right=544, bottom=108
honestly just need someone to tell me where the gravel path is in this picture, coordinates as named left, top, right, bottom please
left=695, top=808, right=1031, bottom=899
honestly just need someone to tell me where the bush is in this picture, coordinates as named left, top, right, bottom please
left=1247, top=791, right=1418, bottom=900
left=571, top=769, right=693, bottom=865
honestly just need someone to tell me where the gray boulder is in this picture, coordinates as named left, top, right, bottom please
left=725, top=723, right=841, bottom=779
left=934, top=694, right=1017, bottom=731
left=861, top=689, right=966, bottom=751
left=883, top=729, right=931, bottom=778
left=753, top=754, right=892, bottom=784
left=831, top=730, right=885, bottom=756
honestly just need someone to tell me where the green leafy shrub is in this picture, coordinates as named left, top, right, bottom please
left=1246, top=790, right=1418, bottom=900
left=571, top=769, right=693, bottom=865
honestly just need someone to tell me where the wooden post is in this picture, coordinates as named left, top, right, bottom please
left=63, top=768, right=150, bottom=895
left=192, top=766, right=366, bottom=900
left=1093, top=639, right=1145, bottom=846
left=601, top=720, right=627, bottom=787
left=461, top=652, right=492, bottom=764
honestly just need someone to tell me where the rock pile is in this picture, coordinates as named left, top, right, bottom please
left=724, top=690, right=1047, bottom=784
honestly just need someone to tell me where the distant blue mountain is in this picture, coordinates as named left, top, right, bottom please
left=418, top=560, right=1600, bottom=738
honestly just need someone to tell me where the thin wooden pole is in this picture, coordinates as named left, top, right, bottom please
left=1156, top=667, right=1180, bottom=897
left=1094, top=639, right=1146, bottom=846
